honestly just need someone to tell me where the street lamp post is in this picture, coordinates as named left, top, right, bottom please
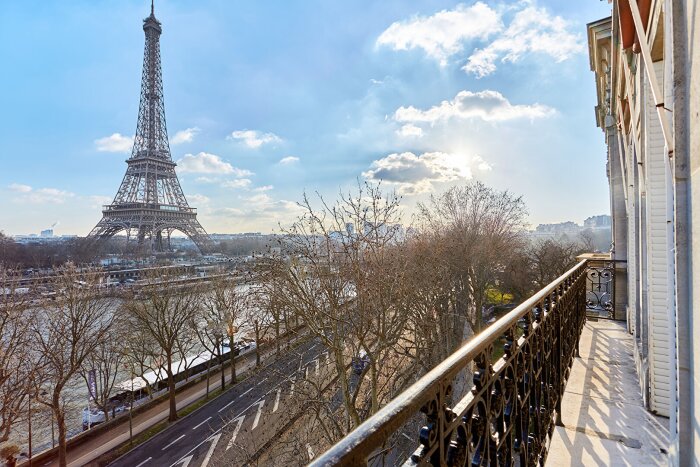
left=129, top=365, right=134, bottom=445
left=27, top=393, right=32, bottom=467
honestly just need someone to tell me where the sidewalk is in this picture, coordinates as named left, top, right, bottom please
left=547, top=319, right=669, bottom=466
left=37, top=331, right=304, bottom=467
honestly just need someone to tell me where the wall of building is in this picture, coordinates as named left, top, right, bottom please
left=587, top=0, right=700, bottom=461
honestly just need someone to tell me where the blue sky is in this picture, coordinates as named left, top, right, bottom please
left=0, top=0, right=612, bottom=235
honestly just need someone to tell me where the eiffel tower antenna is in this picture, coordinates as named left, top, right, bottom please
left=87, top=4, right=212, bottom=253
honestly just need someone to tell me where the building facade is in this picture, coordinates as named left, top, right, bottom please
left=588, top=1, right=700, bottom=463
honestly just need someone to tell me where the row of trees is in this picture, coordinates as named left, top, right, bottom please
left=251, top=181, right=591, bottom=455
left=1, top=181, right=593, bottom=466
left=0, top=268, right=282, bottom=467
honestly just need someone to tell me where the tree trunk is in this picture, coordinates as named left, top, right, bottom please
left=56, top=409, right=67, bottom=467
left=335, top=350, right=360, bottom=429
left=167, top=358, right=177, bottom=422
left=275, top=321, right=280, bottom=355
left=255, top=326, right=261, bottom=367
left=219, top=355, right=226, bottom=390
left=230, top=347, right=237, bottom=384
left=369, top=361, right=379, bottom=415
left=206, top=359, right=211, bottom=398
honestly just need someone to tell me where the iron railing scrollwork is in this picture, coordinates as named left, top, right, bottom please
left=310, top=260, right=592, bottom=467
left=584, top=259, right=616, bottom=319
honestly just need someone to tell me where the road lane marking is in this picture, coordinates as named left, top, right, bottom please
left=192, top=416, right=212, bottom=430
left=252, top=400, right=265, bottom=429
left=218, top=399, right=236, bottom=413
left=172, top=455, right=192, bottom=466
left=135, top=457, right=152, bottom=467
left=225, top=416, right=246, bottom=450
left=256, top=377, right=268, bottom=386
left=162, top=434, right=185, bottom=451
left=273, top=388, right=281, bottom=412
left=200, top=433, right=221, bottom=467
left=218, top=387, right=252, bottom=413
left=308, top=343, right=318, bottom=351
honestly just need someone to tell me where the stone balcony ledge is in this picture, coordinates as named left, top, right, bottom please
left=547, top=319, right=669, bottom=466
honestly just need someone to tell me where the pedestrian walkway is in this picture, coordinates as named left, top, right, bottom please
left=547, top=319, right=669, bottom=466
left=36, top=332, right=304, bottom=467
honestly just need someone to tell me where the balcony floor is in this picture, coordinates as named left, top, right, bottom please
left=547, top=319, right=669, bottom=466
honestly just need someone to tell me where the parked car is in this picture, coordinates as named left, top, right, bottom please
left=352, top=349, right=370, bottom=375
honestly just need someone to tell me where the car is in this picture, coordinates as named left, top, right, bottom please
left=352, top=350, right=370, bottom=375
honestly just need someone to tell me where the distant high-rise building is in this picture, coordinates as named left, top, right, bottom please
left=40, top=229, right=53, bottom=238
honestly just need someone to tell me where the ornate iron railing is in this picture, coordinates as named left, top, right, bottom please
left=583, top=258, right=615, bottom=319
left=310, top=259, right=591, bottom=466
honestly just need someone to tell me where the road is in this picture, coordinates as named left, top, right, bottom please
left=110, top=338, right=334, bottom=467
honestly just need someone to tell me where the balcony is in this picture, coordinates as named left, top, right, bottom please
left=309, top=257, right=668, bottom=466
left=102, top=203, right=196, bottom=214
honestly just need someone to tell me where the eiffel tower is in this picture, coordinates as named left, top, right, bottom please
left=88, top=1, right=212, bottom=253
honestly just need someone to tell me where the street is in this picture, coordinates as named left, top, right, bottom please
left=109, top=338, right=334, bottom=467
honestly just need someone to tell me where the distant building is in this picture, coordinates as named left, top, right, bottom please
left=40, top=229, right=54, bottom=237
left=534, top=221, right=581, bottom=235
left=583, top=214, right=611, bottom=229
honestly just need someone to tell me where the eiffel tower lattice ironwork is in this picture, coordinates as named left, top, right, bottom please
left=88, top=2, right=212, bottom=253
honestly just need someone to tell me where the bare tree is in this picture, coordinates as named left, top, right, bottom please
left=0, top=269, right=34, bottom=446
left=79, top=314, right=127, bottom=422
left=122, top=323, right=164, bottom=399
left=253, top=261, right=287, bottom=356
left=269, top=182, right=412, bottom=436
left=32, top=265, right=114, bottom=467
left=417, top=182, right=527, bottom=337
left=124, top=273, right=200, bottom=422
left=196, top=276, right=247, bottom=386
left=528, top=237, right=585, bottom=289
left=243, top=290, right=272, bottom=368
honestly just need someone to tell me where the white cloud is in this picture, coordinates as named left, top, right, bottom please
left=87, top=195, right=112, bottom=208
left=464, top=6, right=584, bottom=77
left=254, top=185, right=274, bottom=192
left=396, top=124, right=424, bottom=138
left=94, top=133, right=134, bottom=153
left=176, top=152, right=253, bottom=177
left=243, top=193, right=302, bottom=216
left=9, top=184, right=75, bottom=204
left=473, top=155, right=493, bottom=171
left=278, top=156, right=300, bottom=165
left=228, top=130, right=283, bottom=149
left=9, top=183, right=32, bottom=193
left=222, top=179, right=252, bottom=189
left=215, top=194, right=303, bottom=223
left=377, top=3, right=583, bottom=76
left=187, top=193, right=210, bottom=205
left=195, top=176, right=218, bottom=184
left=394, top=90, right=555, bottom=123
left=376, top=2, right=501, bottom=66
left=171, top=127, right=200, bottom=145
left=363, top=151, right=492, bottom=195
